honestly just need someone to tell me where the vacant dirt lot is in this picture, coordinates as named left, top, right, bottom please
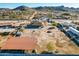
left=0, top=26, right=79, bottom=54
left=22, top=27, right=79, bottom=54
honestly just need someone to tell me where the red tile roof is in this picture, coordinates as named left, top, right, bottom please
left=1, top=36, right=38, bottom=50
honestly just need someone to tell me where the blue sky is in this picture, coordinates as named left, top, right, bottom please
left=0, top=3, right=79, bottom=9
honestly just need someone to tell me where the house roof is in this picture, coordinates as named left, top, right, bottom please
left=1, top=36, right=38, bottom=50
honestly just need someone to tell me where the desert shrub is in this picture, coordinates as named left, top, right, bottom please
left=61, top=13, right=71, bottom=16
left=46, top=42, right=55, bottom=51
left=47, top=13, right=52, bottom=18
left=2, top=32, right=9, bottom=36
left=32, top=49, right=37, bottom=54
left=41, top=51, right=53, bottom=54
left=47, top=31, right=52, bottom=33
left=52, top=22, right=58, bottom=26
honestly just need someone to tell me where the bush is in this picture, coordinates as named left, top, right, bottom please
left=48, top=13, right=52, bottom=18
left=2, top=32, right=9, bottom=36
left=41, top=51, right=53, bottom=54
left=32, top=49, right=37, bottom=54
left=52, top=22, right=58, bottom=26
left=47, top=31, right=52, bottom=33
left=48, top=27, right=55, bottom=30
left=61, top=13, right=71, bottom=16
left=46, top=42, right=55, bottom=51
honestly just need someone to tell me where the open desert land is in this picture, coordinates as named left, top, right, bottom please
left=0, top=5, right=79, bottom=55
left=6, top=25, right=78, bottom=54
left=26, top=27, right=79, bottom=54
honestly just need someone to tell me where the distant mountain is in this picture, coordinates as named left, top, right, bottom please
left=0, top=8, right=11, bottom=10
left=34, top=6, right=67, bottom=11
left=0, top=5, right=79, bottom=12
left=34, top=6, right=79, bottom=12
left=13, top=5, right=29, bottom=10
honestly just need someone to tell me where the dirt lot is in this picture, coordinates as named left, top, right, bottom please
left=0, top=26, right=79, bottom=54
left=22, top=27, right=79, bottom=54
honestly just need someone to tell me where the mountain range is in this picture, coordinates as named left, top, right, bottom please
left=0, top=5, right=79, bottom=12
